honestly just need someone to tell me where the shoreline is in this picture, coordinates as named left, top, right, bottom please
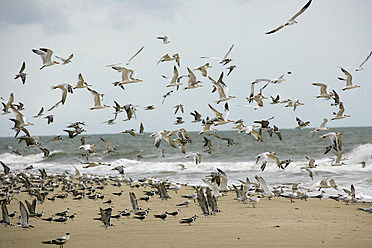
left=0, top=173, right=371, bottom=248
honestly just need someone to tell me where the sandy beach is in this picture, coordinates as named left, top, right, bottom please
left=0, top=174, right=371, bottom=248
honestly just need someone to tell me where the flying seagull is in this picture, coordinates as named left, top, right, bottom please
left=32, top=48, right=60, bottom=69
left=265, top=0, right=312, bottom=34
left=14, top=62, right=27, bottom=84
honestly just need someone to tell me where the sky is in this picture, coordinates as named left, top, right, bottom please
left=0, top=0, right=371, bottom=137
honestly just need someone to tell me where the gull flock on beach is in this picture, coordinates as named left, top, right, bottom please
left=0, top=1, right=371, bottom=245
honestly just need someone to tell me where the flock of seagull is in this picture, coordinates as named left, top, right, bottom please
left=1, top=0, right=372, bottom=246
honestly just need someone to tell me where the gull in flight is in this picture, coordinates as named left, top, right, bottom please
left=51, top=83, right=73, bottom=105
left=174, top=104, right=184, bottom=115
left=157, top=53, right=180, bottom=66
left=33, top=107, right=44, bottom=118
left=338, top=67, right=361, bottom=91
left=199, top=117, right=217, bottom=134
left=87, top=87, right=110, bottom=110
left=265, top=0, right=312, bottom=34
left=245, top=92, right=267, bottom=110
left=100, top=137, right=116, bottom=154
left=321, top=131, right=343, bottom=152
left=312, top=82, right=333, bottom=99
left=306, top=118, right=331, bottom=137
left=209, top=102, right=234, bottom=126
left=55, top=53, right=73, bottom=65
left=184, top=67, right=202, bottom=90
left=157, top=36, right=170, bottom=44
left=1, top=92, right=14, bottom=115
left=261, top=72, right=292, bottom=90
left=187, top=152, right=202, bottom=164
left=331, top=150, right=346, bottom=166
left=74, top=73, right=92, bottom=89
left=106, top=46, right=144, bottom=66
left=194, top=63, right=213, bottom=77
left=343, top=51, right=372, bottom=71
left=162, top=90, right=173, bottom=104
left=162, top=66, right=182, bottom=89
left=14, top=62, right=27, bottom=84
left=256, top=152, right=280, bottom=171
left=32, top=48, right=60, bottom=69
left=200, top=44, right=234, bottom=65
left=112, top=66, right=142, bottom=89
left=295, top=117, right=310, bottom=129
left=10, top=104, right=34, bottom=127
left=331, top=102, right=351, bottom=121
left=209, top=72, right=236, bottom=104
left=190, top=110, right=202, bottom=123
left=42, top=233, right=70, bottom=248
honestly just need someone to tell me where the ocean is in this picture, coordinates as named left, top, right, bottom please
left=1, top=127, right=371, bottom=201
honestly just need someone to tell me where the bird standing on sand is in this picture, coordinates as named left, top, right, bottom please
left=42, top=233, right=70, bottom=248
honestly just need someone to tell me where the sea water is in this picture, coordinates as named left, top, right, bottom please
left=1, top=127, right=371, bottom=201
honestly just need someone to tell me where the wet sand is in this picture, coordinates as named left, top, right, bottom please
left=1, top=179, right=371, bottom=248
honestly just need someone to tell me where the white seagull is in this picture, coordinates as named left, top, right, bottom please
left=87, top=87, right=110, bottom=110
left=256, top=152, right=280, bottom=171
left=331, top=102, right=351, bottom=121
left=184, top=67, right=203, bottom=90
left=163, top=65, right=182, bottom=89
left=209, top=103, right=234, bottom=126
left=112, top=66, right=142, bottom=87
left=312, top=82, right=333, bottom=99
left=344, top=51, right=372, bottom=71
left=338, top=67, right=361, bottom=91
left=265, top=0, right=312, bottom=34
left=74, top=73, right=92, bottom=89
left=51, top=83, right=73, bottom=105
left=32, top=48, right=60, bottom=69
left=200, top=44, right=234, bottom=65
left=55, top=53, right=74, bottom=65
left=42, top=233, right=70, bottom=248
left=157, top=53, right=180, bottom=66
left=210, top=72, right=236, bottom=104
left=157, top=36, right=170, bottom=44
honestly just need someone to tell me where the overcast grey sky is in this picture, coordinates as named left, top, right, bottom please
left=0, top=0, right=371, bottom=137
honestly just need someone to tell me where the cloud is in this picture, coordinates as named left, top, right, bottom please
left=0, top=0, right=186, bottom=34
left=0, top=0, right=72, bottom=33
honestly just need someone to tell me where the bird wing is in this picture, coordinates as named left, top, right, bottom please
left=128, top=46, right=144, bottom=64
left=359, top=51, right=372, bottom=67
left=19, top=201, right=29, bottom=226
left=208, top=104, right=222, bottom=119
left=340, top=67, right=352, bottom=85
left=40, top=48, right=53, bottom=62
left=19, top=62, right=26, bottom=73
left=32, top=49, right=47, bottom=62
left=223, top=44, right=234, bottom=60
left=265, top=24, right=285, bottom=35
left=289, top=0, right=312, bottom=21
left=87, top=87, right=102, bottom=107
